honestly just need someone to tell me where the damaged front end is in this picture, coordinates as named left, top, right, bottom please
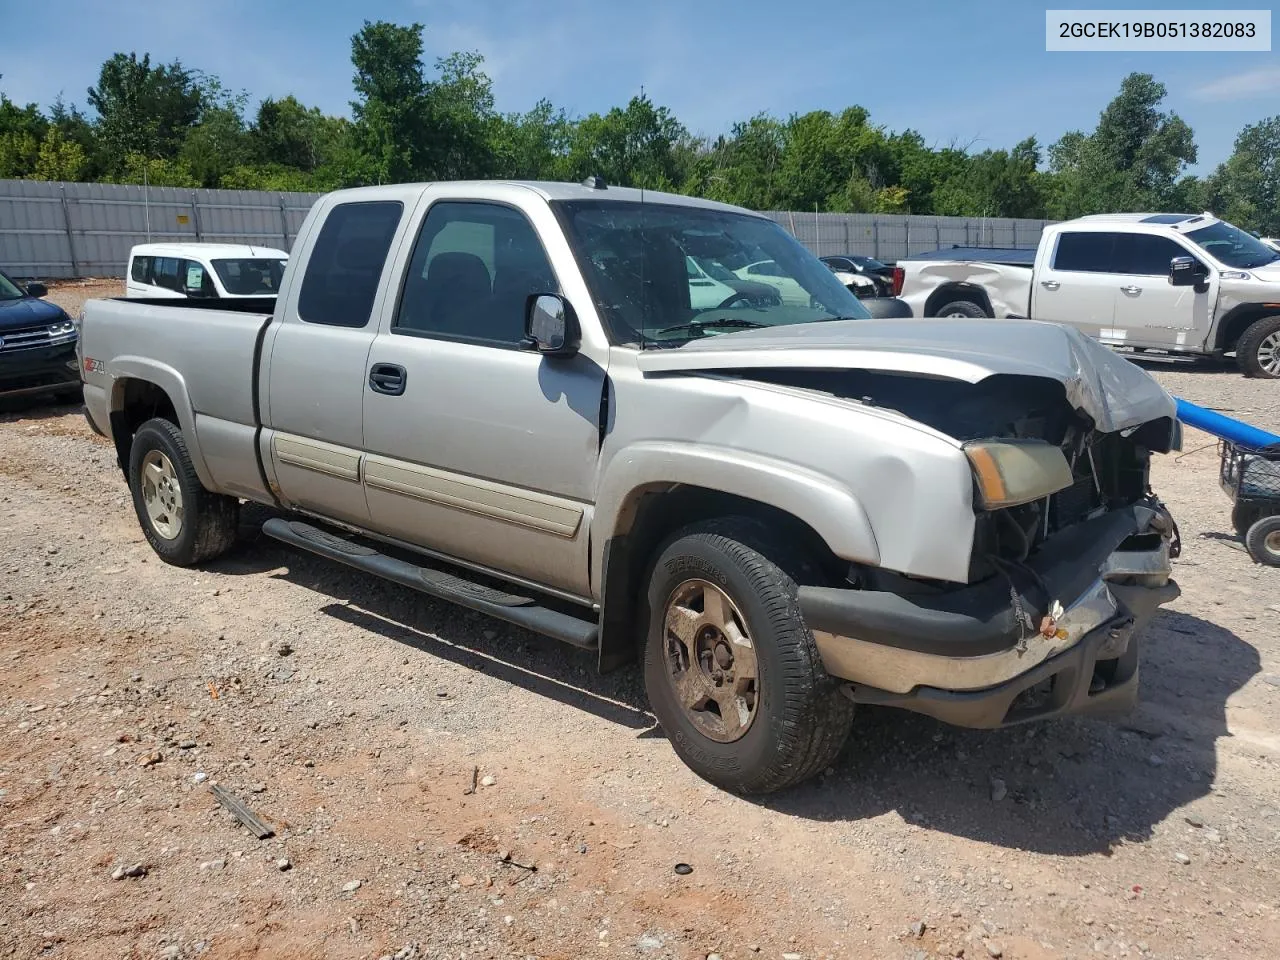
left=786, top=369, right=1182, bottom=729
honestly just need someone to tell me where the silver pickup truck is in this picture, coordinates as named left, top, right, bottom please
left=78, top=179, right=1183, bottom=794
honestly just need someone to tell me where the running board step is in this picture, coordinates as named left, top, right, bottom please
left=262, top=518, right=599, bottom=650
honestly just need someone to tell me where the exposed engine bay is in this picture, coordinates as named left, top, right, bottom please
left=732, top=368, right=1180, bottom=586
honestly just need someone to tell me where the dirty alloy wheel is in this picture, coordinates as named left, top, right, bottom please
left=1236, top=315, right=1280, bottom=379
left=127, top=417, right=239, bottom=567
left=642, top=517, right=855, bottom=794
left=933, top=299, right=987, bottom=319
left=1244, top=515, right=1280, bottom=567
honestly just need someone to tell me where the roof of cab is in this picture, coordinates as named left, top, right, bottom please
left=128, top=242, right=289, bottom=259
left=318, top=179, right=765, bottom=217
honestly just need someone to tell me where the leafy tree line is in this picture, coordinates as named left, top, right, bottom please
left=1, top=20, right=1277, bottom=235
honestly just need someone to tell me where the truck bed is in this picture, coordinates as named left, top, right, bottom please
left=904, top=246, right=1037, bottom=267
left=79, top=296, right=276, bottom=500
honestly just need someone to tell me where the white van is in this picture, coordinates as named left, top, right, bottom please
left=126, top=243, right=289, bottom=299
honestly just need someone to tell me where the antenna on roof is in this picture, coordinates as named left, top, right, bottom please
left=582, top=174, right=607, bottom=190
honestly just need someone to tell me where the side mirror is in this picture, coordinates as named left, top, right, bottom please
left=25, top=282, right=47, bottom=298
left=1169, top=256, right=1207, bottom=287
left=523, top=293, right=580, bottom=357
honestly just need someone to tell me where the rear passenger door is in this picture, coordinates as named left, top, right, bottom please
left=360, top=197, right=607, bottom=598
left=1032, top=231, right=1120, bottom=339
left=262, top=194, right=414, bottom=528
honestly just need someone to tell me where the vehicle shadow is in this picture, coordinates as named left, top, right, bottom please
left=755, top=609, right=1257, bottom=856
left=0, top=394, right=82, bottom=420
left=208, top=509, right=1257, bottom=856
left=207, top=506, right=657, bottom=732
left=1125, top=353, right=1238, bottom=375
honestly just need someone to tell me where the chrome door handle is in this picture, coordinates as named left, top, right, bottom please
left=1120, top=285, right=1141, bottom=295
left=1040, top=280, right=1060, bottom=290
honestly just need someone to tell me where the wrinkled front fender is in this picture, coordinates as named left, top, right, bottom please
left=590, top=440, right=882, bottom=593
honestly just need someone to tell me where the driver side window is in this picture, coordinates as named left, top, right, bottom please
left=395, top=201, right=559, bottom=346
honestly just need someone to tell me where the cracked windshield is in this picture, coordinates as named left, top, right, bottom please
left=555, top=200, right=872, bottom=346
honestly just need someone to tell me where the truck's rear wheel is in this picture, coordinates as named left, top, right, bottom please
left=642, top=517, right=855, bottom=794
left=933, top=299, right=987, bottom=319
left=1236, top=315, right=1280, bottom=378
left=128, top=417, right=239, bottom=567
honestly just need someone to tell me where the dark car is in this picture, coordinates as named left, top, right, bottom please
left=0, top=270, right=81, bottom=402
left=820, top=255, right=894, bottom=296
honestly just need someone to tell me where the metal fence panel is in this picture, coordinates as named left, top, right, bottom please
left=0, top=179, right=323, bottom=279
left=0, top=178, right=1057, bottom=279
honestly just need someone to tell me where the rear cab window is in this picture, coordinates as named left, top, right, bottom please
left=1051, top=232, right=1118, bottom=273
left=297, top=200, right=405, bottom=328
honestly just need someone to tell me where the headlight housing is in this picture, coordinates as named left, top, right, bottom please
left=48, top=319, right=77, bottom=337
left=963, top=439, right=1073, bottom=510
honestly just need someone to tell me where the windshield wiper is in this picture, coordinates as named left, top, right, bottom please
left=652, top=317, right=766, bottom=338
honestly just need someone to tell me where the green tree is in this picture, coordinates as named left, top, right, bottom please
left=693, top=115, right=787, bottom=209
left=116, top=151, right=198, bottom=187
left=87, top=53, right=204, bottom=171
left=33, top=128, right=88, bottom=181
left=1205, top=117, right=1280, bottom=235
left=1046, top=72, right=1197, bottom=217
left=565, top=94, right=690, bottom=190
left=493, top=98, right=573, bottom=180
left=350, top=20, right=431, bottom=183
left=425, top=50, right=500, bottom=179
left=0, top=85, right=49, bottom=178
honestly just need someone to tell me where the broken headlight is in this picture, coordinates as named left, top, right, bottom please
left=963, top=439, right=1073, bottom=510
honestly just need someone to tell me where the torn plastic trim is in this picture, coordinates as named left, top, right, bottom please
left=803, top=502, right=1176, bottom=693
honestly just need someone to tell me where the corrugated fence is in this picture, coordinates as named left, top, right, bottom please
left=0, top=179, right=322, bottom=279
left=760, top=211, right=1058, bottom=263
left=0, top=178, right=1056, bottom=279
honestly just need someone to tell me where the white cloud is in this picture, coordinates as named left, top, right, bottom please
left=1191, top=66, right=1280, bottom=102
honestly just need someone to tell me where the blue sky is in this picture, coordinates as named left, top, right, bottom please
left=1, top=0, right=1276, bottom=173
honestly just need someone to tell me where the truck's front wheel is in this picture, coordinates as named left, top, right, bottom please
left=642, top=518, right=855, bottom=794
left=1237, top=315, right=1280, bottom=379
left=128, top=417, right=239, bottom=567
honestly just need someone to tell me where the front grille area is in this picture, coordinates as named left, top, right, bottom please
left=0, top=324, right=76, bottom=353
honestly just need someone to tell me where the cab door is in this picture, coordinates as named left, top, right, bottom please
left=260, top=191, right=419, bottom=528
left=1110, top=231, right=1216, bottom=351
left=359, top=195, right=607, bottom=597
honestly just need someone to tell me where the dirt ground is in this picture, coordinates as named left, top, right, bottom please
left=1, top=281, right=1278, bottom=960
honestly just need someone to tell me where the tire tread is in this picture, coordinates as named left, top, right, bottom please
left=647, top=516, right=855, bottom=794
left=129, top=417, right=238, bottom=566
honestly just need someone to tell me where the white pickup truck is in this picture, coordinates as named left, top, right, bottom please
left=895, top=213, right=1280, bottom=378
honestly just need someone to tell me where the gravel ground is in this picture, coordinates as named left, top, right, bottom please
left=0, top=281, right=1278, bottom=960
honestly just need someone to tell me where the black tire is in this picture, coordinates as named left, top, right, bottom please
left=641, top=517, right=855, bottom=794
left=1232, top=502, right=1266, bottom=539
left=1236, top=315, right=1280, bottom=379
left=1244, top=515, right=1280, bottom=567
left=932, top=299, right=988, bottom=319
left=127, top=417, right=239, bottom=567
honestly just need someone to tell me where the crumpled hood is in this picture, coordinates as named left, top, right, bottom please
left=0, top=296, right=66, bottom=331
left=635, top=318, right=1177, bottom=434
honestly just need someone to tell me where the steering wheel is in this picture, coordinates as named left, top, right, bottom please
left=716, top=291, right=756, bottom=309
